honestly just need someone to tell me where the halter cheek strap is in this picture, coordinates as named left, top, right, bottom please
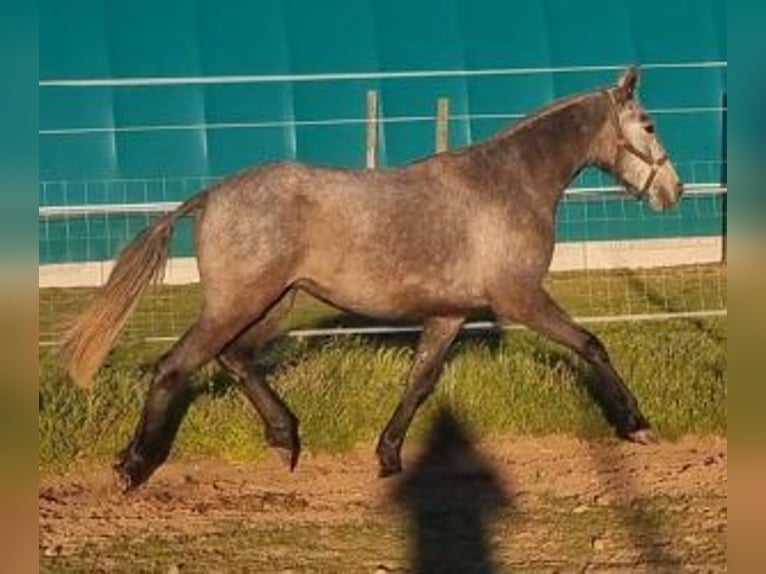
left=604, top=90, right=669, bottom=195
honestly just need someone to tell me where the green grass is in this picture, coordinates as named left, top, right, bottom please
left=39, top=316, right=726, bottom=474
left=39, top=264, right=726, bottom=473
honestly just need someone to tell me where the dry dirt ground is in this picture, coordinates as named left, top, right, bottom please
left=40, top=435, right=726, bottom=573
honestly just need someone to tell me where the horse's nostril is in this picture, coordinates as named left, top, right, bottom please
left=675, top=182, right=684, bottom=195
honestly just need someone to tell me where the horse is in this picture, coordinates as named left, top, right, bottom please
left=62, top=67, right=683, bottom=491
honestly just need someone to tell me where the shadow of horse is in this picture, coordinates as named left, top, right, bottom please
left=528, top=345, right=680, bottom=569
left=389, top=407, right=512, bottom=574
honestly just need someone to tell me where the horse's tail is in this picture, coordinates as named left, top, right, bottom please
left=61, top=192, right=208, bottom=388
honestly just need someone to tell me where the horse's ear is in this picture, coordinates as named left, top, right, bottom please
left=616, top=66, right=639, bottom=100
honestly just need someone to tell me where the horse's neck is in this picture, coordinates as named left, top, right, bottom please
left=476, top=93, right=608, bottom=212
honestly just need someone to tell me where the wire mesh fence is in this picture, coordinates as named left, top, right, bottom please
left=38, top=159, right=726, bottom=346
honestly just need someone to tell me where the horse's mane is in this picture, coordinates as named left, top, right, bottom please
left=408, top=89, right=604, bottom=166
left=492, top=90, right=600, bottom=140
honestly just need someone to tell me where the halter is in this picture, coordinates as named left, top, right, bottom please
left=604, top=89, right=668, bottom=195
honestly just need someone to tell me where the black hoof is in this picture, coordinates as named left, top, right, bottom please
left=378, top=462, right=403, bottom=479
left=376, top=444, right=403, bottom=478
left=266, top=424, right=301, bottom=471
left=113, top=448, right=157, bottom=493
left=613, top=409, right=653, bottom=441
left=627, top=428, right=659, bottom=445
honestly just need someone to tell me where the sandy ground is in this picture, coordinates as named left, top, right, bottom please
left=40, top=435, right=726, bottom=572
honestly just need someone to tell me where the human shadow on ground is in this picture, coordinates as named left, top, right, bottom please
left=389, top=407, right=512, bottom=574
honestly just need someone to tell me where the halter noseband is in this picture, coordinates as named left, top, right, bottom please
left=604, top=89, right=668, bottom=195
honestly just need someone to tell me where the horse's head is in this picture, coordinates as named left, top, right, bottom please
left=602, top=67, right=684, bottom=211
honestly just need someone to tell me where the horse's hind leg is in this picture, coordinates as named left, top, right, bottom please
left=494, top=288, right=654, bottom=442
left=376, top=316, right=465, bottom=477
left=115, top=289, right=287, bottom=491
left=217, top=290, right=301, bottom=470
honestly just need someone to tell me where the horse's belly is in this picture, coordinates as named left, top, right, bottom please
left=294, top=270, right=485, bottom=320
left=297, top=210, right=489, bottom=318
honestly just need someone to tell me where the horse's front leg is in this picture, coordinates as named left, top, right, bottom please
left=493, top=287, right=655, bottom=443
left=376, top=316, right=465, bottom=477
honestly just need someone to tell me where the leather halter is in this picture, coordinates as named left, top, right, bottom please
left=604, top=89, right=668, bottom=195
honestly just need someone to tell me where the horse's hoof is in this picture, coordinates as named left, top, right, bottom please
left=113, top=460, right=139, bottom=493
left=266, top=425, right=301, bottom=471
left=274, top=445, right=300, bottom=472
left=113, top=450, right=152, bottom=493
left=378, top=462, right=403, bottom=479
left=376, top=445, right=403, bottom=478
left=628, top=428, right=659, bottom=445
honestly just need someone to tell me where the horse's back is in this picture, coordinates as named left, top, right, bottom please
left=192, top=160, right=548, bottom=317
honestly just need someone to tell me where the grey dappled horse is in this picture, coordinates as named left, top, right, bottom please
left=63, top=67, right=683, bottom=490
